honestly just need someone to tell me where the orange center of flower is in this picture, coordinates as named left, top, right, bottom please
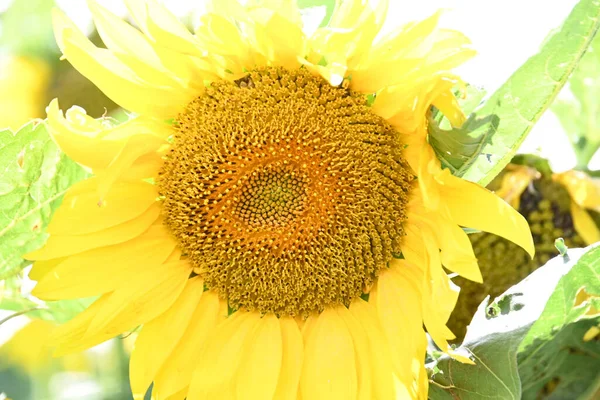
left=159, top=67, right=414, bottom=316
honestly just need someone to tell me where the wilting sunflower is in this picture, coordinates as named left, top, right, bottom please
left=26, top=1, right=533, bottom=399
left=449, top=157, right=600, bottom=339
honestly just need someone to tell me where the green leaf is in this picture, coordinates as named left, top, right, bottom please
left=552, top=31, right=600, bottom=169
left=428, top=246, right=597, bottom=400
left=297, top=0, right=336, bottom=28
left=519, top=320, right=600, bottom=400
left=430, top=0, right=600, bottom=186
left=0, top=121, right=88, bottom=279
left=517, top=246, right=600, bottom=399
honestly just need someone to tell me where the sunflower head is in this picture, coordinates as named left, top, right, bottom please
left=26, top=1, right=535, bottom=399
left=159, top=66, right=414, bottom=316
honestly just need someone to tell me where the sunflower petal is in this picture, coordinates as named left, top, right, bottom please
left=84, top=260, right=190, bottom=338
left=26, top=203, right=160, bottom=261
left=436, top=169, right=534, bottom=257
left=53, top=8, right=192, bottom=117
left=372, top=262, right=423, bottom=382
left=45, top=178, right=158, bottom=236
left=235, top=314, right=283, bottom=400
left=570, top=201, right=600, bottom=245
left=129, top=277, right=204, bottom=398
left=300, top=308, right=357, bottom=400
left=32, top=225, right=177, bottom=300
left=153, top=291, right=225, bottom=400
left=348, top=299, right=395, bottom=400
left=273, top=317, right=303, bottom=400
left=336, top=305, right=372, bottom=400
left=187, top=311, right=261, bottom=399
left=554, top=170, right=600, bottom=212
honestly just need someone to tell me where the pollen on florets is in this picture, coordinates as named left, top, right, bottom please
left=158, top=67, right=414, bottom=317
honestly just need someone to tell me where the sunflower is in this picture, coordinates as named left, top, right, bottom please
left=26, top=1, right=534, bottom=399
left=448, top=158, right=600, bottom=339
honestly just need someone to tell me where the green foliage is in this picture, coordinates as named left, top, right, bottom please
left=519, top=320, right=600, bottom=399
left=552, top=31, right=600, bottom=169
left=430, top=0, right=600, bottom=186
left=0, top=0, right=57, bottom=59
left=518, top=246, right=600, bottom=399
left=428, top=246, right=600, bottom=400
left=0, top=121, right=88, bottom=279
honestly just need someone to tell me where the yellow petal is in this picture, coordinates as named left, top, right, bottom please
left=310, top=0, right=387, bottom=70
left=436, top=169, right=534, bottom=257
left=187, top=311, right=261, bottom=400
left=144, top=0, right=206, bottom=56
left=252, top=12, right=305, bottom=69
left=45, top=178, right=158, bottom=236
left=348, top=299, right=395, bottom=400
left=273, top=317, right=304, bottom=400
left=336, top=305, right=372, bottom=400
left=53, top=8, right=192, bottom=118
left=494, top=165, right=539, bottom=209
left=434, top=216, right=482, bottom=282
left=94, top=133, right=167, bottom=198
left=32, top=225, right=177, bottom=300
left=26, top=203, right=160, bottom=260
left=84, top=259, right=190, bottom=338
left=583, top=325, right=600, bottom=342
left=153, top=291, right=225, bottom=400
left=235, top=314, right=283, bottom=400
left=129, top=277, right=204, bottom=399
left=87, top=0, right=182, bottom=87
left=46, top=100, right=121, bottom=170
left=300, top=307, right=357, bottom=400
left=51, top=294, right=111, bottom=355
left=372, top=262, right=423, bottom=382
left=431, top=88, right=466, bottom=128
left=29, top=257, right=66, bottom=281
left=570, top=201, right=600, bottom=245
left=53, top=261, right=190, bottom=355
left=554, top=170, right=600, bottom=211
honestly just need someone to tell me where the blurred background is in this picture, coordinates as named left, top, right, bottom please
left=0, top=0, right=597, bottom=399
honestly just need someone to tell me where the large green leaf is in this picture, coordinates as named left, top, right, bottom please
left=552, top=31, right=600, bottom=169
left=428, top=245, right=600, bottom=399
left=518, top=246, right=600, bottom=399
left=430, top=0, right=600, bottom=186
left=0, top=121, right=88, bottom=278
left=519, top=320, right=600, bottom=399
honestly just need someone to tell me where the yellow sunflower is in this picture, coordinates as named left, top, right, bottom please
left=26, top=1, right=534, bottom=399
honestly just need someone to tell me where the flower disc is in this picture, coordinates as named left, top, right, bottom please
left=159, top=67, right=414, bottom=316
